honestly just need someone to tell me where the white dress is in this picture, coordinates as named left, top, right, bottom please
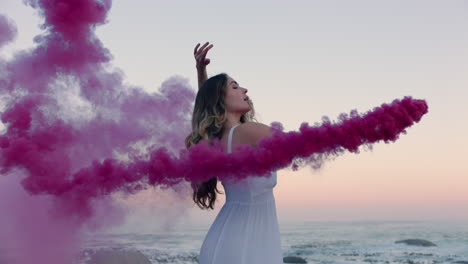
left=198, top=124, right=283, bottom=264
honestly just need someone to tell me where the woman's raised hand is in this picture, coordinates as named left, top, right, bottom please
left=194, top=42, right=213, bottom=70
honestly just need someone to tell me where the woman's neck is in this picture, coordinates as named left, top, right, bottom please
left=224, top=112, right=242, bottom=129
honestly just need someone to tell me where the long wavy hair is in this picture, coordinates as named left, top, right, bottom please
left=185, top=73, right=257, bottom=210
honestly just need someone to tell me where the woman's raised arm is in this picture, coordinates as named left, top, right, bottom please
left=194, top=42, right=213, bottom=89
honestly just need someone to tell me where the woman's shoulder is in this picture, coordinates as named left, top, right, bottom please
left=237, top=121, right=273, bottom=147
left=238, top=121, right=272, bottom=133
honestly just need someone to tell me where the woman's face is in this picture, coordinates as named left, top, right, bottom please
left=224, top=75, right=250, bottom=114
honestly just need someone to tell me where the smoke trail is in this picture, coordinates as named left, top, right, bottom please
left=51, top=96, right=427, bottom=215
left=0, top=1, right=428, bottom=263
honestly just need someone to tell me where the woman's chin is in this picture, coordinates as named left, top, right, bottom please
left=242, top=109, right=251, bottom=114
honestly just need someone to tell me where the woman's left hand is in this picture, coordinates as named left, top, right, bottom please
left=194, top=42, right=213, bottom=71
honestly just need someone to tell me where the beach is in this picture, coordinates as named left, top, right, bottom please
left=76, top=220, right=468, bottom=264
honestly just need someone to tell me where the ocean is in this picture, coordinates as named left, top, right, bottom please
left=82, top=220, right=468, bottom=264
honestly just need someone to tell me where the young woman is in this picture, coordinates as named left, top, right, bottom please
left=185, top=42, right=283, bottom=264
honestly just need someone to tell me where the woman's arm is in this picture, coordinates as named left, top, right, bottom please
left=197, top=67, right=207, bottom=89
left=193, top=42, right=213, bottom=89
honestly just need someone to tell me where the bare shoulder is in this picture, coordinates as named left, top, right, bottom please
left=237, top=121, right=273, bottom=147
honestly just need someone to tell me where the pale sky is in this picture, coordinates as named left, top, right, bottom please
left=1, top=0, right=467, bottom=229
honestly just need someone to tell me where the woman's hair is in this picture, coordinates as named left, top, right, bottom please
left=185, top=73, right=257, bottom=210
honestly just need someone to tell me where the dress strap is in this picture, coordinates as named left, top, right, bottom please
left=227, top=124, right=241, bottom=153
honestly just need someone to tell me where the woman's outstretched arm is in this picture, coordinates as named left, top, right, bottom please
left=194, top=42, right=213, bottom=89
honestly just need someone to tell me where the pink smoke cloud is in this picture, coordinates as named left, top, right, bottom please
left=0, top=0, right=194, bottom=263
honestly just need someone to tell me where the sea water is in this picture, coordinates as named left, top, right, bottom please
left=82, top=220, right=468, bottom=264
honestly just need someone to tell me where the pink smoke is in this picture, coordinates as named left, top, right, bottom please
left=1, top=0, right=194, bottom=262
left=0, top=0, right=428, bottom=263
left=52, top=96, right=427, bottom=215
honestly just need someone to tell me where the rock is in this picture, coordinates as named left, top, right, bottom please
left=453, top=261, right=468, bottom=264
left=408, top=252, right=433, bottom=256
left=395, top=239, right=437, bottom=247
left=87, top=249, right=151, bottom=264
left=283, top=256, right=307, bottom=263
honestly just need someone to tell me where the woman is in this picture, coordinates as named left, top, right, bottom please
left=185, top=42, right=283, bottom=264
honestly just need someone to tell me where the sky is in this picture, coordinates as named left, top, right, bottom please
left=1, top=0, right=467, bottom=230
